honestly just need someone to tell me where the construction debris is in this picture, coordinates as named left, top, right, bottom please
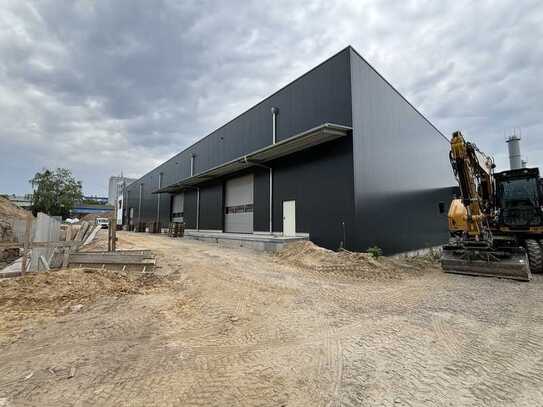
left=274, top=241, right=437, bottom=280
left=0, top=209, right=156, bottom=278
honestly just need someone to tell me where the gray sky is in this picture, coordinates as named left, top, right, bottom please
left=1, top=0, right=542, bottom=196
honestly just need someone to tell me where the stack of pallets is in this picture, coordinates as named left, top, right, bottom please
left=168, top=222, right=184, bottom=238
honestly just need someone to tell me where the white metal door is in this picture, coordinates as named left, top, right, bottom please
left=283, top=200, right=296, bottom=237
left=224, top=174, right=254, bottom=233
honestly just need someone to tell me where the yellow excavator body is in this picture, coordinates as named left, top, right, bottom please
left=440, top=131, right=536, bottom=281
left=448, top=198, right=467, bottom=233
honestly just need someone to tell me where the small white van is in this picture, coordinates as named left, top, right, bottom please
left=96, top=217, right=109, bottom=229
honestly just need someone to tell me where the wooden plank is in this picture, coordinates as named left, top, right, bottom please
left=62, top=247, right=70, bottom=268
left=82, top=223, right=95, bottom=243
left=31, top=241, right=81, bottom=248
left=83, top=225, right=101, bottom=246
left=1, top=258, right=23, bottom=278
left=81, top=250, right=154, bottom=257
left=21, top=214, right=32, bottom=274
left=107, top=223, right=111, bottom=252
left=38, top=255, right=50, bottom=271
left=0, top=240, right=80, bottom=249
left=68, top=253, right=155, bottom=265
left=110, top=219, right=117, bottom=252
left=0, top=242, right=24, bottom=249
left=66, top=225, right=73, bottom=241
left=74, top=221, right=89, bottom=242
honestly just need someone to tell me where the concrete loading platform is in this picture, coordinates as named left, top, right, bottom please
left=184, top=230, right=308, bottom=252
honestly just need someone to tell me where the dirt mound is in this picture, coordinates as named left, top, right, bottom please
left=275, top=241, right=437, bottom=280
left=0, top=268, right=166, bottom=312
left=0, top=196, right=30, bottom=220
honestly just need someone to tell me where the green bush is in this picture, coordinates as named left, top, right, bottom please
left=367, top=246, right=383, bottom=259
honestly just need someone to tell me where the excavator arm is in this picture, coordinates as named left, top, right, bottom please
left=441, top=131, right=531, bottom=281
left=448, top=131, right=494, bottom=238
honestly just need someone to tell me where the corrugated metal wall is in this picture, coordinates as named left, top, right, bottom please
left=349, top=48, right=456, bottom=253
left=126, top=47, right=352, bottom=229
left=125, top=46, right=456, bottom=254
left=271, top=137, right=355, bottom=250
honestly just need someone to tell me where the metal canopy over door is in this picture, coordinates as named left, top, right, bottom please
left=283, top=200, right=296, bottom=236
left=171, top=193, right=184, bottom=222
left=225, top=174, right=254, bottom=233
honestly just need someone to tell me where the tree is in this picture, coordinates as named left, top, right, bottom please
left=30, top=168, right=83, bottom=218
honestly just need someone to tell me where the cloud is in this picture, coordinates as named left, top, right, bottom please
left=0, top=0, right=541, bottom=195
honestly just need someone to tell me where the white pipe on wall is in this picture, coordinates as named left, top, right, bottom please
left=138, top=183, right=143, bottom=227
left=269, top=168, right=273, bottom=233
left=157, top=172, right=163, bottom=227
left=271, top=106, right=279, bottom=145
left=196, top=187, right=200, bottom=230
left=269, top=107, right=278, bottom=233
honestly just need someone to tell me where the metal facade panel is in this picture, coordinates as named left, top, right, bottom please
left=272, top=137, right=355, bottom=250
left=125, top=48, right=352, bottom=228
left=349, top=48, right=456, bottom=254
left=198, top=182, right=224, bottom=230
left=183, top=190, right=197, bottom=229
left=253, top=167, right=270, bottom=232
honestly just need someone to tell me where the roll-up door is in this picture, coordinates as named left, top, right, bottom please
left=224, top=174, right=254, bottom=233
left=171, top=193, right=184, bottom=222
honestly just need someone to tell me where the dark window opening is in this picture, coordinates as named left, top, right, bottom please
left=225, top=204, right=254, bottom=214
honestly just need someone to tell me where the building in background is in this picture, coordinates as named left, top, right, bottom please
left=125, top=46, right=456, bottom=254
left=6, top=194, right=33, bottom=210
left=115, top=179, right=135, bottom=227
left=108, top=176, right=136, bottom=206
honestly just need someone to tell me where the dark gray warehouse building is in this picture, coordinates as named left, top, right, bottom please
left=124, top=46, right=455, bottom=254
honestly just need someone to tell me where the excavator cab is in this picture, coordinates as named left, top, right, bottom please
left=495, top=168, right=543, bottom=229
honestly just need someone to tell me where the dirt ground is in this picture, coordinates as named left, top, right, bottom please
left=1, top=231, right=543, bottom=406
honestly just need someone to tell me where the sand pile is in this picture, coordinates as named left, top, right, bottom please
left=0, top=196, right=30, bottom=220
left=275, top=241, right=437, bottom=280
left=0, top=197, right=31, bottom=268
left=0, top=268, right=165, bottom=312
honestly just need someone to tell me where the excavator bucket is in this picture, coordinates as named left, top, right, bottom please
left=441, top=242, right=532, bottom=281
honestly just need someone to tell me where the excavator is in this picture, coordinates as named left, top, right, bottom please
left=441, top=131, right=543, bottom=281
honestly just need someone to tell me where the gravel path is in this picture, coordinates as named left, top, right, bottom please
left=1, top=231, right=542, bottom=406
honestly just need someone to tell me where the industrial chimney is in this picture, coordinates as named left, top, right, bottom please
left=506, top=134, right=522, bottom=170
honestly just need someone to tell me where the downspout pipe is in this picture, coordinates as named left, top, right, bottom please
left=270, top=107, right=278, bottom=233
left=271, top=106, right=279, bottom=144
left=196, top=187, right=200, bottom=230
left=157, top=172, right=163, bottom=231
left=138, top=183, right=143, bottom=231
